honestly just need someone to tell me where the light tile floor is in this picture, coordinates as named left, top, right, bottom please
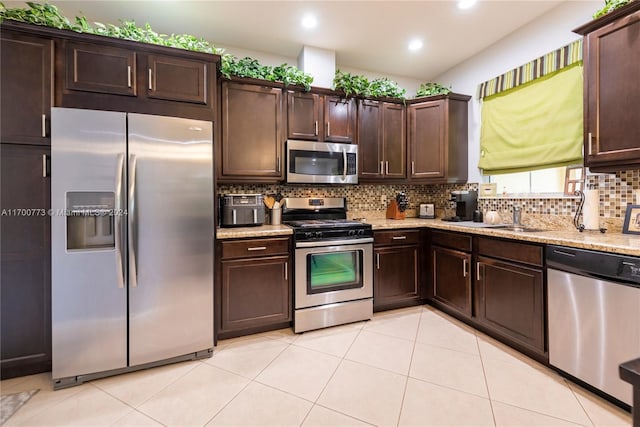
left=0, top=306, right=632, bottom=427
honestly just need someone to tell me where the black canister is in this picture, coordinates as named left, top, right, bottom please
left=473, top=210, right=483, bottom=222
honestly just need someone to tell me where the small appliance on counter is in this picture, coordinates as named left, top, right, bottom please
left=386, top=192, right=409, bottom=220
left=442, top=190, right=478, bottom=222
left=220, top=194, right=265, bottom=227
left=419, top=203, right=435, bottom=219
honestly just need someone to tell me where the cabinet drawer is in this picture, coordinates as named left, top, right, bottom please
left=221, top=237, right=289, bottom=259
left=477, top=237, right=543, bottom=267
left=431, top=230, right=472, bottom=252
left=374, top=230, right=420, bottom=246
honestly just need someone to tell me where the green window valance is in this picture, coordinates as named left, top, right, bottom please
left=478, top=39, right=582, bottom=99
left=478, top=63, right=583, bottom=175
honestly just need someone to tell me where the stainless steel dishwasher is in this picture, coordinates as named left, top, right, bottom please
left=547, top=245, right=640, bottom=406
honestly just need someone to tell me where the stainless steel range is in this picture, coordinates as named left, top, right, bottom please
left=283, top=198, right=373, bottom=333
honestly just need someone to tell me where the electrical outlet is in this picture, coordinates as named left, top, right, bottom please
left=380, top=195, right=387, bottom=204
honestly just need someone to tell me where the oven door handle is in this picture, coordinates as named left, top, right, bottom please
left=296, top=237, right=373, bottom=248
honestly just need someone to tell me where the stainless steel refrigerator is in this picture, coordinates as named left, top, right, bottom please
left=51, top=108, right=213, bottom=388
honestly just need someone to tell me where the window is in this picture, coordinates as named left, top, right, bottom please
left=487, top=165, right=584, bottom=196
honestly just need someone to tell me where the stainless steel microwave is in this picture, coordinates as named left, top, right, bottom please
left=286, top=140, right=358, bottom=184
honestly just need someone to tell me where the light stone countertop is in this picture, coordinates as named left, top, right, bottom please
left=216, top=224, right=293, bottom=240
left=365, top=218, right=640, bottom=257
left=216, top=219, right=640, bottom=257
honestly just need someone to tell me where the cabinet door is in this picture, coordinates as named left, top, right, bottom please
left=432, top=246, right=471, bottom=316
left=584, top=10, right=640, bottom=169
left=64, top=41, right=136, bottom=96
left=220, top=256, right=291, bottom=334
left=382, top=102, right=406, bottom=178
left=476, top=257, right=544, bottom=354
left=221, top=82, right=283, bottom=179
left=357, top=100, right=383, bottom=178
left=374, top=245, right=420, bottom=311
left=287, top=91, right=321, bottom=140
left=0, top=31, right=52, bottom=145
left=147, top=54, right=208, bottom=104
left=0, top=144, right=51, bottom=379
left=408, top=101, right=445, bottom=179
left=324, top=96, right=355, bottom=143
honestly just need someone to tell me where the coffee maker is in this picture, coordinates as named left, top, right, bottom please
left=443, top=190, right=478, bottom=222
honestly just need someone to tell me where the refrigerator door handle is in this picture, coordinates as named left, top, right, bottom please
left=128, top=154, right=138, bottom=288
left=115, top=153, right=126, bottom=289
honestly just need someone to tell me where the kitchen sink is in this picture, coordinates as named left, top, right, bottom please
left=492, top=225, right=547, bottom=233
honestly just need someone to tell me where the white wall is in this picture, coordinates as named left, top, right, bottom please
left=433, top=1, right=600, bottom=183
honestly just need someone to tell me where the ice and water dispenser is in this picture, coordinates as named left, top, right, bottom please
left=66, top=192, right=116, bottom=250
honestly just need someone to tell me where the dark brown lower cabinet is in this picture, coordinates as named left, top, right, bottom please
left=217, top=237, right=292, bottom=339
left=431, top=246, right=472, bottom=316
left=475, top=256, right=545, bottom=355
left=373, top=230, right=421, bottom=311
left=0, top=144, right=51, bottom=379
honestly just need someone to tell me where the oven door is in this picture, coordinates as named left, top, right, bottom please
left=286, top=140, right=358, bottom=184
left=295, top=238, right=373, bottom=309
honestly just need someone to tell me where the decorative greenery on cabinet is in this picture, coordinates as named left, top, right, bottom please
left=333, top=70, right=407, bottom=99
left=0, top=1, right=314, bottom=89
left=416, top=82, right=452, bottom=97
left=593, top=0, right=632, bottom=18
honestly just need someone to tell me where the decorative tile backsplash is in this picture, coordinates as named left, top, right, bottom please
left=218, top=170, right=639, bottom=228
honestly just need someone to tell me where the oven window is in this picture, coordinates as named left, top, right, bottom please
left=307, top=250, right=363, bottom=294
left=290, top=150, right=343, bottom=176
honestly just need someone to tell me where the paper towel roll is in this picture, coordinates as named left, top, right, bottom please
left=582, top=189, right=600, bottom=230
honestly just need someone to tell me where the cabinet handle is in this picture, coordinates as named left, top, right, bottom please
left=247, top=246, right=267, bottom=251
left=148, top=68, right=153, bottom=90
left=392, top=236, right=407, bottom=240
left=284, top=262, right=288, bottom=281
left=588, top=132, right=593, bottom=156
left=277, top=157, right=281, bottom=173
left=314, top=121, right=318, bottom=136
left=41, top=114, right=46, bottom=138
left=463, top=259, right=468, bottom=277
left=327, top=122, right=331, bottom=137
left=42, top=154, right=48, bottom=177
left=411, top=161, right=415, bottom=175
left=380, top=161, right=384, bottom=175
left=376, top=253, right=380, bottom=269
left=476, top=262, right=481, bottom=280
left=385, top=161, right=389, bottom=175
left=127, top=66, right=132, bottom=88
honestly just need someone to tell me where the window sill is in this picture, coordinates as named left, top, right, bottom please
left=479, top=193, right=580, bottom=200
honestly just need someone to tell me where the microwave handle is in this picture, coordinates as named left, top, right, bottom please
left=343, top=149, right=347, bottom=178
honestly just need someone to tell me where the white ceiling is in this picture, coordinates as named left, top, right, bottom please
left=9, top=0, right=565, bottom=80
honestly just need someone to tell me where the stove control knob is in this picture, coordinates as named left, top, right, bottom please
left=348, top=230, right=356, bottom=236
left=304, top=232, right=313, bottom=239
left=357, top=229, right=365, bottom=236
left=315, top=231, right=323, bottom=239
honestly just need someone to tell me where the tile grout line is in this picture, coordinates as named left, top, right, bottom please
left=564, top=379, right=598, bottom=427
left=475, top=333, right=498, bottom=427
left=394, top=307, right=422, bottom=427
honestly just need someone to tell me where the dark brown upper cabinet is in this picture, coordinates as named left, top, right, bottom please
left=53, top=28, right=218, bottom=121
left=0, top=29, right=52, bottom=145
left=358, top=100, right=406, bottom=180
left=147, top=54, right=207, bottom=104
left=407, top=94, right=470, bottom=183
left=286, top=91, right=355, bottom=142
left=64, top=41, right=137, bottom=97
left=219, top=80, right=284, bottom=182
left=574, top=2, right=640, bottom=172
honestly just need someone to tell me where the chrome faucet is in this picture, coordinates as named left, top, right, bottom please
left=513, top=205, right=522, bottom=226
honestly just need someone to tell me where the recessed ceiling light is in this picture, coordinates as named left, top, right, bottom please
left=408, top=39, right=423, bottom=51
left=301, top=15, right=317, bottom=29
left=458, top=0, right=477, bottom=9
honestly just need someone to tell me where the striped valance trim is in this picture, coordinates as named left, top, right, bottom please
left=477, top=39, right=582, bottom=99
